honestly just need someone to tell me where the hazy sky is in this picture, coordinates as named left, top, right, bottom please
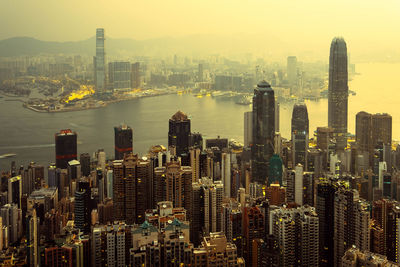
left=1, top=0, right=399, bottom=60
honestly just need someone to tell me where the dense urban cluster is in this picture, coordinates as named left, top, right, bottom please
left=1, top=30, right=399, bottom=267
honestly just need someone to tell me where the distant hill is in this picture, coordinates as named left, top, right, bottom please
left=0, top=34, right=292, bottom=59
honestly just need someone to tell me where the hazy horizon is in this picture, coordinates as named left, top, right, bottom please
left=1, top=0, right=400, bottom=61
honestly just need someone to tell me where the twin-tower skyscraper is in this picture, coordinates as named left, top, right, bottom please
left=251, top=37, right=348, bottom=184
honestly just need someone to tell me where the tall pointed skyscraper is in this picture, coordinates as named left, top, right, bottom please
left=328, top=37, right=348, bottom=150
left=94, top=28, right=106, bottom=92
left=251, top=81, right=275, bottom=184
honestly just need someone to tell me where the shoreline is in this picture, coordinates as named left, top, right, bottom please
left=22, top=91, right=174, bottom=113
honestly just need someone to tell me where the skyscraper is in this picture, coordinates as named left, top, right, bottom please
left=94, top=28, right=106, bottom=92
left=291, top=103, right=309, bottom=167
left=108, top=61, right=131, bottom=91
left=74, top=180, right=91, bottom=234
left=270, top=205, right=319, bottom=267
left=252, top=81, right=275, bottom=184
left=131, top=62, right=141, bottom=89
left=114, top=125, right=133, bottom=160
left=55, top=129, right=77, bottom=169
left=287, top=56, right=297, bottom=87
left=328, top=37, right=348, bottom=150
left=168, top=111, right=191, bottom=156
left=244, top=111, right=252, bottom=148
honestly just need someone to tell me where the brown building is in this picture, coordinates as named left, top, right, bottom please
left=342, top=247, right=398, bottom=267
left=192, top=232, right=245, bottom=267
left=265, top=183, right=286, bottom=205
left=243, top=205, right=265, bottom=266
left=112, top=153, right=152, bottom=224
left=316, top=127, right=334, bottom=151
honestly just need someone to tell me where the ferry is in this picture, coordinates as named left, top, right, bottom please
left=0, top=153, right=17, bottom=159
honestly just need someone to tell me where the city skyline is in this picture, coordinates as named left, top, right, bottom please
left=1, top=1, right=400, bottom=264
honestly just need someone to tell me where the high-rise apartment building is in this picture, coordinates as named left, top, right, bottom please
left=168, top=111, right=191, bottom=156
left=270, top=205, right=319, bottom=267
left=94, top=28, right=106, bottom=92
left=55, top=129, right=77, bottom=169
left=292, top=103, right=309, bottom=167
left=191, top=177, right=223, bottom=246
left=243, top=205, right=265, bottom=266
left=112, top=154, right=152, bottom=224
left=334, top=188, right=370, bottom=266
left=328, top=37, right=348, bottom=150
left=252, top=81, right=275, bottom=184
left=114, top=125, right=133, bottom=160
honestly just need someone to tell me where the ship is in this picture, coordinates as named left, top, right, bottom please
left=0, top=153, right=17, bottom=159
left=235, top=95, right=252, bottom=105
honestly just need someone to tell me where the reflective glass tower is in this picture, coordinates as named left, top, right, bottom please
left=291, top=103, right=309, bottom=167
left=251, top=81, right=275, bottom=184
left=328, top=37, right=348, bottom=150
left=94, top=28, right=106, bottom=92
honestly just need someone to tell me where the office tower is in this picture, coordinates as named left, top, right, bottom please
left=94, top=28, right=106, bottom=92
left=317, top=127, right=334, bottom=151
left=79, top=153, right=90, bottom=177
left=251, top=81, right=275, bottom=184
left=55, top=129, right=77, bottom=169
left=189, top=132, right=203, bottom=150
left=112, top=154, right=151, bottom=224
left=192, top=232, right=245, bottom=266
left=287, top=56, right=297, bottom=88
left=27, top=188, right=58, bottom=222
left=270, top=205, right=319, bottom=267
left=243, top=205, right=265, bottom=266
left=8, top=176, right=21, bottom=208
left=266, top=183, right=286, bottom=205
left=114, top=125, right=133, bottom=160
left=168, top=111, right=191, bottom=156
left=131, top=62, right=141, bottom=89
left=372, top=113, right=392, bottom=145
left=328, top=37, right=349, bottom=150
left=47, top=163, right=57, bottom=187
left=74, top=180, right=91, bottom=234
left=26, top=209, right=39, bottom=267
left=316, top=179, right=337, bottom=267
left=191, top=177, right=223, bottom=246
left=198, top=63, right=203, bottom=82
left=67, top=159, right=81, bottom=181
left=356, top=112, right=392, bottom=168
left=205, top=137, right=228, bottom=150
left=334, top=188, right=370, bottom=267
left=244, top=111, right=252, bottom=148
left=275, top=101, right=280, bottom=132
left=291, top=103, right=309, bottom=167
left=108, top=61, right=131, bottom=91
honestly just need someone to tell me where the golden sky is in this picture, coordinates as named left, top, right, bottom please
left=1, top=0, right=399, bottom=60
